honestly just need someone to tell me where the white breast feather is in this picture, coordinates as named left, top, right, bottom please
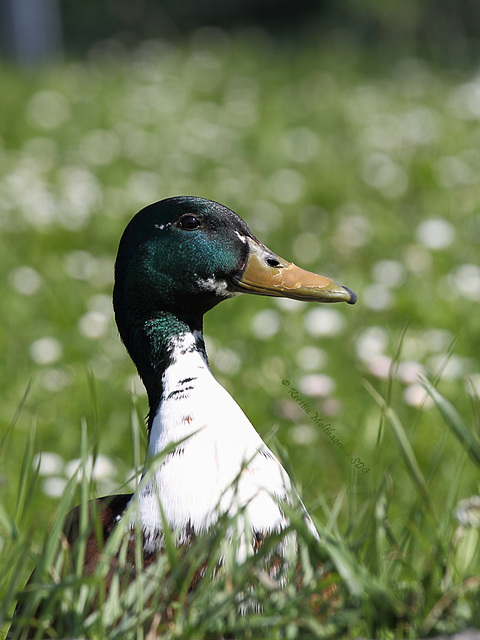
left=129, top=332, right=309, bottom=555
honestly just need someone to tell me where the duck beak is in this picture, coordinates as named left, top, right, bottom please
left=231, top=237, right=356, bottom=304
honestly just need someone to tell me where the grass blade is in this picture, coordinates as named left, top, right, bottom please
left=364, top=380, right=434, bottom=514
left=421, top=376, right=480, bottom=468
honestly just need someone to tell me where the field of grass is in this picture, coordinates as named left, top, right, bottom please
left=1, top=30, right=480, bottom=638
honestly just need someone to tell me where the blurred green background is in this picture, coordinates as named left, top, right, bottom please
left=0, top=2, right=479, bottom=546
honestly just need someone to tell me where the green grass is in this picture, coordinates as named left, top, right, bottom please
left=1, top=32, right=480, bottom=637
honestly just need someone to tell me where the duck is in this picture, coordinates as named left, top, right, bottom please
left=64, top=196, right=356, bottom=577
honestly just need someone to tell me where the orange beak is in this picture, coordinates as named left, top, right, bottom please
left=231, top=237, right=356, bottom=305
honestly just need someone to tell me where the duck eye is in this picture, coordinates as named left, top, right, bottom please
left=177, top=214, right=201, bottom=230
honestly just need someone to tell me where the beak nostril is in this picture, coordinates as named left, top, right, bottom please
left=265, top=257, right=281, bottom=268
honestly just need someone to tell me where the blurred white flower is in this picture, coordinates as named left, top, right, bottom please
left=355, top=326, right=389, bottom=361
left=298, top=374, right=335, bottom=397
left=42, top=477, right=68, bottom=498
left=296, top=346, right=327, bottom=371
left=30, top=337, right=62, bottom=365
left=27, top=90, right=70, bottom=130
left=396, top=361, right=426, bottom=384
left=403, top=383, right=433, bottom=409
left=304, top=308, right=345, bottom=337
left=455, top=496, right=480, bottom=528
left=361, top=152, right=408, bottom=198
left=9, top=266, right=42, bottom=296
left=78, top=311, right=110, bottom=339
left=449, top=264, right=480, bottom=302
left=267, top=168, right=305, bottom=204
left=251, top=309, right=281, bottom=339
left=416, top=218, right=455, bottom=249
left=33, top=452, right=64, bottom=476
left=282, top=127, right=321, bottom=163
left=435, top=155, right=476, bottom=188
left=289, top=424, right=317, bottom=445
left=363, top=284, right=394, bottom=311
left=371, top=260, right=406, bottom=288
left=65, top=455, right=117, bottom=482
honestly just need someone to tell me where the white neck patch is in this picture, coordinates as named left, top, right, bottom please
left=196, top=276, right=239, bottom=297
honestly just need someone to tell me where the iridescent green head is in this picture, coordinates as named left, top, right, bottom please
left=113, top=195, right=356, bottom=353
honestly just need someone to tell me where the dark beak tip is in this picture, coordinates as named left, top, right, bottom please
left=343, top=286, right=357, bottom=305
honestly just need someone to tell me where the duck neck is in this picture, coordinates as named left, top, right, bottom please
left=126, top=311, right=208, bottom=432
left=124, top=311, right=295, bottom=546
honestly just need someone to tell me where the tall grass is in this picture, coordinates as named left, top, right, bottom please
left=2, top=374, right=480, bottom=639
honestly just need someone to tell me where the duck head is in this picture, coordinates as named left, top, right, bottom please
left=114, top=196, right=355, bottom=333
left=113, top=196, right=356, bottom=420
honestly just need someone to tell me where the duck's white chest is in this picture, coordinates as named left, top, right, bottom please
left=131, top=333, right=293, bottom=545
